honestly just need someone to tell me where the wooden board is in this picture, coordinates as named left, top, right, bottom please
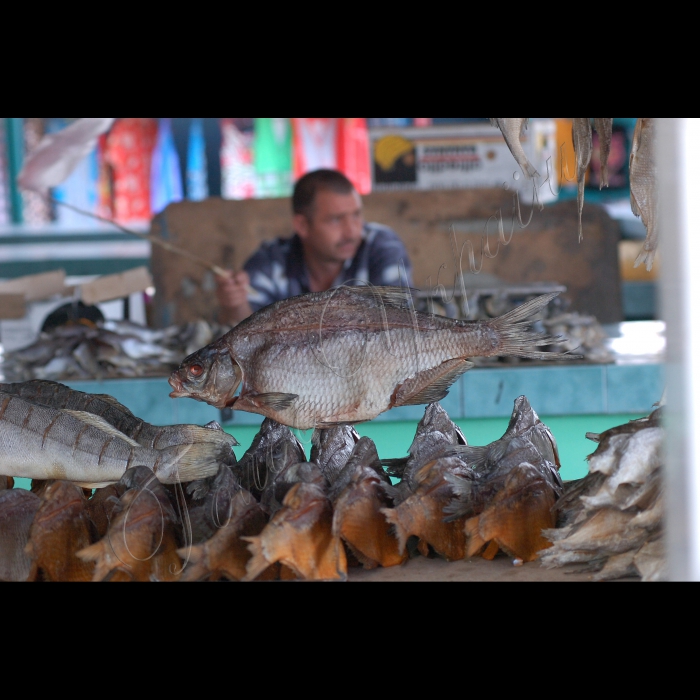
left=0, top=294, right=26, bottom=320
left=80, top=267, right=153, bottom=306
left=149, top=190, right=622, bottom=326
left=0, top=270, right=68, bottom=302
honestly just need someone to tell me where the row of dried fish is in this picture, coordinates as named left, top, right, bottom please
left=0, top=380, right=236, bottom=487
left=490, top=118, right=657, bottom=271
left=539, top=409, right=665, bottom=581
left=0, top=387, right=568, bottom=581
left=0, top=318, right=229, bottom=383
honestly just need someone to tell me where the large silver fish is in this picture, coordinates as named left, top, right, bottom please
left=0, top=391, right=228, bottom=487
left=169, top=287, right=576, bottom=430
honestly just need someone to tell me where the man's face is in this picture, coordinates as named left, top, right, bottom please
left=294, top=189, right=364, bottom=265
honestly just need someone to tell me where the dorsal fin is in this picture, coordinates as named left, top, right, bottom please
left=63, top=410, right=141, bottom=447
left=336, top=285, right=415, bottom=310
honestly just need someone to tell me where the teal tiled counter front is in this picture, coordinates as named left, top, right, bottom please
left=62, top=360, right=664, bottom=425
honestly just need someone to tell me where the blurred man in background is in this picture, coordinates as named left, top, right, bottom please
left=215, top=169, right=413, bottom=325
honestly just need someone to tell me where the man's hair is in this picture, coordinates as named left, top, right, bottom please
left=292, top=169, right=356, bottom=218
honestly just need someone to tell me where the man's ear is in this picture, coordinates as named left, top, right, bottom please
left=293, top=213, right=310, bottom=240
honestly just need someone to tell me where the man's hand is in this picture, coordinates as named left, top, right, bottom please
left=215, top=270, right=253, bottom=325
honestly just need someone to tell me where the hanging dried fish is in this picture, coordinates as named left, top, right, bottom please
left=489, top=119, right=539, bottom=178
left=593, top=118, right=613, bottom=188
left=572, top=118, right=592, bottom=242
left=630, top=118, right=658, bottom=271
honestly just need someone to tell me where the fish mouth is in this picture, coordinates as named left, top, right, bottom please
left=168, top=375, right=184, bottom=397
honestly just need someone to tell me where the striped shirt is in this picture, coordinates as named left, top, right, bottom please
left=244, top=223, right=413, bottom=312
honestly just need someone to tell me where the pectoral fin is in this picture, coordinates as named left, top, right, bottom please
left=238, top=392, right=298, bottom=412
left=391, top=359, right=473, bottom=407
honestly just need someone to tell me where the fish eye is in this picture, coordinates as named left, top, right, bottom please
left=189, top=364, right=204, bottom=377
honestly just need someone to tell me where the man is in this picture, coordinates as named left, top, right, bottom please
left=215, top=169, right=413, bottom=325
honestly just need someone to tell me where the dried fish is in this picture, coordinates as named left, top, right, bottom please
left=630, top=118, right=658, bottom=271
left=170, top=287, right=576, bottom=429
left=382, top=402, right=467, bottom=494
left=382, top=456, right=472, bottom=561
left=86, top=484, right=122, bottom=540
left=234, top=418, right=306, bottom=499
left=1, top=318, right=227, bottom=383
left=593, top=118, right=613, bottom=188
left=489, top=118, right=538, bottom=178
left=77, top=467, right=182, bottom=581
left=244, top=481, right=347, bottom=581
left=540, top=411, right=665, bottom=580
left=0, top=390, right=225, bottom=487
left=463, top=462, right=558, bottom=562
left=0, top=380, right=239, bottom=457
left=310, top=424, right=360, bottom=485
left=185, top=465, right=241, bottom=544
left=25, top=480, right=95, bottom=581
left=572, top=118, right=592, bottom=242
left=179, top=486, right=270, bottom=581
left=331, top=437, right=406, bottom=569
left=0, top=489, right=41, bottom=581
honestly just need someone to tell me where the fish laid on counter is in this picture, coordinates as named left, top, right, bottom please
left=629, top=118, right=658, bottom=271
left=77, top=467, right=183, bottom=581
left=489, top=119, right=538, bottom=179
left=0, top=489, right=41, bottom=581
left=593, top=118, right=613, bottom=188
left=1, top=318, right=227, bottom=383
left=0, top=380, right=238, bottom=457
left=572, top=118, right=592, bottom=242
left=331, top=437, right=406, bottom=569
left=540, top=409, right=665, bottom=580
left=244, top=477, right=347, bottom=582
left=179, top=485, right=271, bottom=581
left=26, top=481, right=95, bottom=582
left=0, top=391, right=224, bottom=487
left=170, top=287, right=576, bottom=430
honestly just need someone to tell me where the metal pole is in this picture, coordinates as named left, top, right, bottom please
left=5, top=117, right=24, bottom=224
left=659, top=117, right=700, bottom=580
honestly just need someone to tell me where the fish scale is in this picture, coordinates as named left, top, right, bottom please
left=170, top=287, right=576, bottom=430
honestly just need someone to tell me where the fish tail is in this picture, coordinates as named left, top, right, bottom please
left=380, top=507, right=409, bottom=554
left=154, top=443, right=224, bottom=484
left=484, top=293, right=582, bottom=361
left=241, top=535, right=274, bottom=582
